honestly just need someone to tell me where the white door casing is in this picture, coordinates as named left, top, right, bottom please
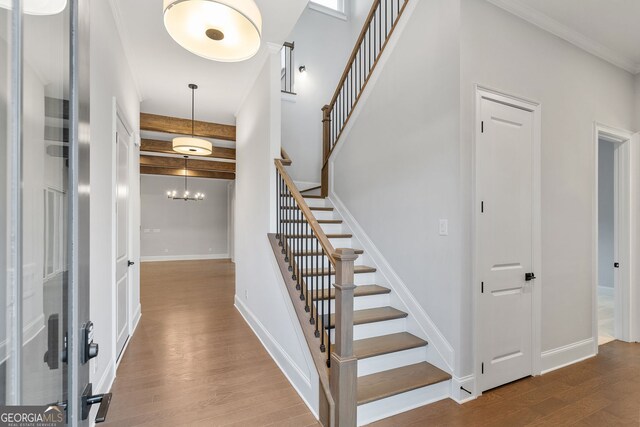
left=115, top=114, right=131, bottom=360
left=475, top=87, right=542, bottom=393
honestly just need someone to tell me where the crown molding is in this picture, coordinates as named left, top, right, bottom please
left=486, top=0, right=640, bottom=75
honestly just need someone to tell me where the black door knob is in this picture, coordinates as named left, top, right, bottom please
left=525, top=272, right=536, bottom=282
left=128, top=260, right=135, bottom=267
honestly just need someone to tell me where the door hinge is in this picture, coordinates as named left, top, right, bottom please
left=481, top=362, right=484, bottom=374
left=481, top=282, right=484, bottom=294
left=481, top=121, right=484, bottom=133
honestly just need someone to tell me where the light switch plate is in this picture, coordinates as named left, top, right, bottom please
left=439, top=219, right=448, bottom=236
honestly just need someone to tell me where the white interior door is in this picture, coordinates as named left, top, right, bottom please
left=115, top=116, right=131, bottom=359
left=478, top=97, right=535, bottom=392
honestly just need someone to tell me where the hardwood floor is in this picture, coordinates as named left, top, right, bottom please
left=373, top=341, right=640, bottom=426
left=104, top=260, right=319, bottom=427
left=106, top=259, right=640, bottom=426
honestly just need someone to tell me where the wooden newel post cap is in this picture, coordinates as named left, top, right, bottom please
left=333, top=248, right=358, bottom=262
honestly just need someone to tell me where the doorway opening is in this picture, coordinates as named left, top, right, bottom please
left=594, top=125, right=632, bottom=346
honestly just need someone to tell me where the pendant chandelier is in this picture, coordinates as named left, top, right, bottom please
left=173, top=84, right=213, bottom=156
left=0, top=0, right=67, bottom=15
left=163, top=0, right=262, bottom=62
left=166, top=156, right=205, bottom=201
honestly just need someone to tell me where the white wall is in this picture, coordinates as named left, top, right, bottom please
left=90, top=0, right=141, bottom=396
left=598, top=140, right=615, bottom=289
left=234, top=46, right=320, bottom=416
left=332, top=0, right=462, bottom=370
left=282, top=2, right=370, bottom=183
left=330, top=0, right=637, bottom=382
left=460, top=0, right=636, bottom=371
left=140, top=175, right=229, bottom=261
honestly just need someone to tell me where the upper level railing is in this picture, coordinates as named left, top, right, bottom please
left=273, top=156, right=359, bottom=426
left=321, top=0, right=410, bottom=195
left=281, top=42, right=296, bottom=95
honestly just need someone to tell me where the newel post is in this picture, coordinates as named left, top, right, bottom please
left=330, top=248, right=358, bottom=427
left=321, top=105, right=331, bottom=198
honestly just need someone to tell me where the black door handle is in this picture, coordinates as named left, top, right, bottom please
left=614, top=262, right=620, bottom=268
left=82, top=383, right=112, bottom=423
left=525, top=273, right=536, bottom=282
left=128, top=260, right=135, bottom=267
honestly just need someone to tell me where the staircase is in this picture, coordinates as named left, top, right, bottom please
left=271, top=159, right=451, bottom=426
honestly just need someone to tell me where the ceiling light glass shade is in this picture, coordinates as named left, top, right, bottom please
left=173, top=137, right=213, bottom=155
left=0, top=0, right=67, bottom=15
left=163, top=0, right=262, bottom=62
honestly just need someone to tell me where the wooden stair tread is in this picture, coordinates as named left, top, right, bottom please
left=357, top=362, right=451, bottom=405
left=282, top=206, right=333, bottom=211
left=353, top=332, right=427, bottom=360
left=315, top=285, right=390, bottom=300
left=303, top=265, right=375, bottom=277
left=293, top=249, right=364, bottom=256
left=326, top=307, right=407, bottom=329
left=282, top=219, right=342, bottom=224
left=286, top=233, right=352, bottom=239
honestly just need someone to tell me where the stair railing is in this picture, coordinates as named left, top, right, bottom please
left=274, top=156, right=358, bottom=426
left=321, top=0, right=410, bottom=196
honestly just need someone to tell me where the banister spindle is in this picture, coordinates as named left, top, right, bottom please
left=330, top=248, right=358, bottom=426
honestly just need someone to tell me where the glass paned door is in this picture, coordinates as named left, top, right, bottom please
left=1, top=1, right=92, bottom=423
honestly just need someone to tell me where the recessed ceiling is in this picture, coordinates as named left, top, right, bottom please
left=110, top=0, right=307, bottom=125
left=487, top=0, right=640, bottom=74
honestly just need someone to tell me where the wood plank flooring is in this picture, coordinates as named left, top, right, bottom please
left=104, top=260, right=319, bottom=427
left=104, top=259, right=640, bottom=426
left=373, top=340, right=640, bottom=426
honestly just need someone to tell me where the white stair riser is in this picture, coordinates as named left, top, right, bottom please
left=294, top=255, right=368, bottom=267
left=310, top=210, right=338, bottom=221
left=301, top=272, right=377, bottom=287
left=304, top=198, right=332, bottom=208
left=319, top=223, right=348, bottom=234
left=357, top=346, right=427, bottom=377
left=315, top=293, right=390, bottom=314
left=357, top=380, right=450, bottom=426
left=329, top=318, right=406, bottom=344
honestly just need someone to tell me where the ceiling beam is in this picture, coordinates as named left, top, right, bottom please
left=140, top=113, right=236, bottom=141
left=140, top=166, right=235, bottom=181
left=140, top=155, right=235, bottom=173
left=140, top=138, right=236, bottom=160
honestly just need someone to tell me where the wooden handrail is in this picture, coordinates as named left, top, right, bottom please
left=328, top=0, right=381, bottom=109
left=321, top=0, right=410, bottom=197
left=275, top=159, right=336, bottom=265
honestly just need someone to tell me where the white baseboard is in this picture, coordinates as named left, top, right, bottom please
left=329, top=193, right=454, bottom=374
left=597, top=286, right=614, bottom=297
left=541, top=338, right=596, bottom=374
left=131, top=304, right=142, bottom=334
left=141, top=254, right=230, bottom=262
left=234, top=296, right=318, bottom=419
left=451, top=375, right=476, bottom=403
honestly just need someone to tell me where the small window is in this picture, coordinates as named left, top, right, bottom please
left=309, top=0, right=346, bottom=19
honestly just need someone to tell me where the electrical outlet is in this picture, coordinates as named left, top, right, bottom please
left=439, top=219, right=449, bottom=236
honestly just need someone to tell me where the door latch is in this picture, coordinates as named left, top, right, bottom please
left=525, top=272, right=536, bottom=282
left=81, top=383, right=112, bottom=423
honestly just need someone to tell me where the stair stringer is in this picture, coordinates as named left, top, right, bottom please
left=328, top=192, right=455, bottom=377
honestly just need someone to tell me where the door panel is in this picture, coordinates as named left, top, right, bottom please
left=1, top=1, right=98, bottom=424
left=478, top=98, right=534, bottom=392
left=115, top=117, right=130, bottom=359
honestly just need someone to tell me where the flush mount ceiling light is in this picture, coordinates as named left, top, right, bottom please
left=173, top=84, right=213, bottom=156
left=0, top=0, right=67, bottom=15
left=163, top=0, right=262, bottom=62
